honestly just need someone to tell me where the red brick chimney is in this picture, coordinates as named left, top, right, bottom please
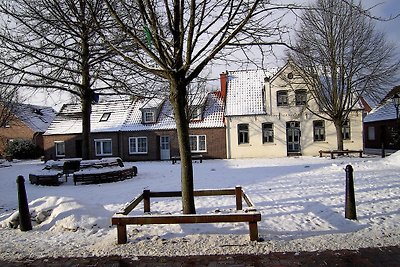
left=220, top=72, right=227, bottom=99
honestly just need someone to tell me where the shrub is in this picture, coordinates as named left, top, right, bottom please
left=5, top=139, right=43, bottom=159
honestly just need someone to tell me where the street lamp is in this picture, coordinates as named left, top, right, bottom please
left=392, top=93, right=400, bottom=149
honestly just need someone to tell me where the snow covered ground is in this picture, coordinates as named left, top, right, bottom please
left=0, top=153, right=399, bottom=261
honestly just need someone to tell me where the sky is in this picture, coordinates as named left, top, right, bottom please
left=21, top=0, right=400, bottom=111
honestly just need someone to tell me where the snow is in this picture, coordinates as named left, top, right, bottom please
left=0, top=153, right=399, bottom=260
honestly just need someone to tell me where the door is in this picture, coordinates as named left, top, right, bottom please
left=286, top=121, right=301, bottom=154
left=75, top=140, right=82, bottom=158
left=160, top=136, right=170, bottom=160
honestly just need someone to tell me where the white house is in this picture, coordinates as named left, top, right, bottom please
left=223, top=62, right=365, bottom=158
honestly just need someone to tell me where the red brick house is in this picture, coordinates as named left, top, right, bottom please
left=43, top=92, right=226, bottom=161
left=364, top=86, right=400, bottom=150
left=0, top=103, right=56, bottom=157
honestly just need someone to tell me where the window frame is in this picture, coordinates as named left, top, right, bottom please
left=342, top=120, right=351, bottom=140
left=367, top=126, right=375, bottom=141
left=99, top=112, right=111, bottom=122
left=189, top=135, right=207, bottom=152
left=190, top=106, right=203, bottom=121
left=55, top=141, right=65, bottom=157
left=313, top=120, right=325, bottom=141
left=277, top=90, right=288, bottom=106
left=94, top=139, right=113, bottom=156
left=262, top=123, right=274, bottom=143
left=144, top=111, right=156, bottom=123
left=238, top=123, right=249, bottom=144
left=295, top=89, right=307, bottom=106
left=129, top=137, right=148, bottom=154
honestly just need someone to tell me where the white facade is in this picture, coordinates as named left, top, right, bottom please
left=225, top=63, right=364, bottom=159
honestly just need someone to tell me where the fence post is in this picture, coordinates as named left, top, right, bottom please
left=345, top=165, right=357, bottom=220
left=235, top=186, right=243, bottom=210
left=16, top=175, right=32, bottom=231
left=143, top=189, right=150, bottom=213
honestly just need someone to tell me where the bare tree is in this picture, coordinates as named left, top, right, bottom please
left=0, top=0, right=153, bottom=159
left=290, top=0, right=400, bottom=151
left=102, top=0, right=295, bottom=214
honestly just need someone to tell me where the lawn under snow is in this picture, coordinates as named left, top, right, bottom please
left=0, top=153, right=399, bottom=260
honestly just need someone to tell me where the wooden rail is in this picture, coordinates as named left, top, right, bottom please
left=112, top=186, right=261, bottom=244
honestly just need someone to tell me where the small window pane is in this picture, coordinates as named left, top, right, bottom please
left=144, top=111, right=155, bottom=123
left=238, top=124, right=249, bottom=144
left=342, top=120, right=351, bottom=140
left=277, top=91, right=288, bottom=106
left=55, top=142, right=65, bottom=157
left=368, top=126, right=375, bottom=140
left=313, top=120, right=325, bottom=141
left=295, top=90, right=307, bottom=106
left=262, top=123, right=274, bottom=143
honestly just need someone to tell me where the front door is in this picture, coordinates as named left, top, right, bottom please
left=286, top=121, right=301, bottom=154
left=160, top=136, right=170, bottom=160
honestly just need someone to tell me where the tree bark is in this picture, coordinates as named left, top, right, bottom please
left=170, top=78, right=196, bottom=214
left=80, top=20, right=92, bottom=160
left=334, top=120, right=344, bottom=151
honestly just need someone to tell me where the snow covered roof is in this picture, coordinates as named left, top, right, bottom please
left=225, top=70, right=272, bottom=116
left=364, top=86, right=400, bottom=123
left=364, top=99, right=398, bottom=122
left=122, top=92, right=224, bottom=131
left=45, top=92, right=225, bottom=135
left=140, top=98, right=165, bottom=109
left=45, top=99, right=134, bottom=135
left=13, top=103, right=56, bottom=133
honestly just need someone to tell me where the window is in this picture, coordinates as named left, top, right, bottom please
left=262, top=123, right=274, bottom=143
left=55, top=141, right=65, bottom=157
left=129, top=137, right=148, bottom=154
left=295, top=90, right=307, bottom=106
left=342, top=120, right=351, bottom=140
left=100, top=112, right=111, bottom=122
left=367, top=126, right=375, bottom=141
left=313, top=120, right=325, bottom=141
left=144, top=111, right=155, bottom=123
left=95, top=139, right=112, bottom=156
left=277, top=90, right=288, bottom=106
left=190, top=106, right=203, bottom=121
left=238, top=124, right=249, bottom=144
left=189, top=135, right=206, bottom=152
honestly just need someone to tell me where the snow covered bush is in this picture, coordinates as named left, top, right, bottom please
left=5, top=139, right=42, bottom=159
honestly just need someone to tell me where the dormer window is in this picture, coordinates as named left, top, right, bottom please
left=190, top=106, right=203, bottom=121
left=144, top=111, right=155, bottom=123
left=100, top=112, right=111, bottom=122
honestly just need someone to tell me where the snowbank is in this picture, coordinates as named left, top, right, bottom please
left=0, top=153, right=399, bottom=260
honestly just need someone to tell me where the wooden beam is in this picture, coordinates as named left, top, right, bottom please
left=112, top=212, right=261, bottom=225
left=117, top=194, right=144, bottom=215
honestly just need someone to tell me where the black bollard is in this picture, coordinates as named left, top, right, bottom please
left=381, top=143, right=385, bottom=158
left=345, top=165, right=357, bottom=220
left=16, top=175, right=32, bottom=231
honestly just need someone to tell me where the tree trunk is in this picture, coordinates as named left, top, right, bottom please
left=170, top=78, right=196, bottom=214
left=334, top=120, right=344, bottom=151
left=80, top=24, right=92, bottom=160
left=81, top=91, right=91, bottom=160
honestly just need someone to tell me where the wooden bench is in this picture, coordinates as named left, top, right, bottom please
left=319, top=150, right=363, bottom=159
left=112, top=186, right=261, bottom=244
left=171, top=154, right=203, bottom=164
left=29, top=173, right=62, bottom=185
left=73, top=166, right=137, bottom=185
